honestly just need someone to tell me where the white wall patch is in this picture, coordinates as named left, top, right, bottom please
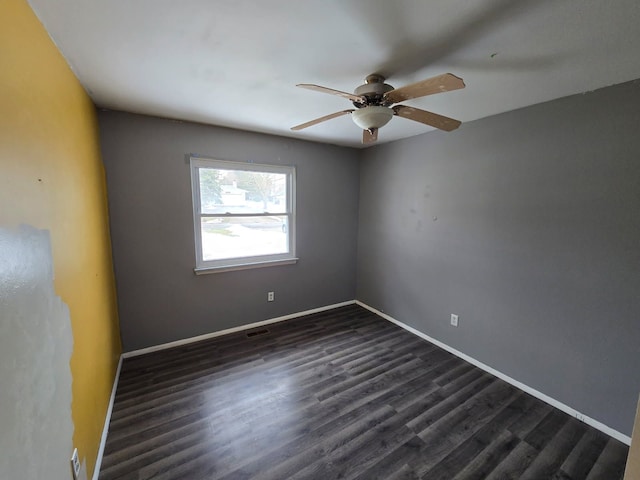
left=0, top=225, right=75, bottom=479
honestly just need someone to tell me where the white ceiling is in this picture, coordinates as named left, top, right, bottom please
left=29, top=0, right=640, bottom=148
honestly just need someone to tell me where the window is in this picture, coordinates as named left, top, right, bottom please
left=190, top=156, right=297, bottom=273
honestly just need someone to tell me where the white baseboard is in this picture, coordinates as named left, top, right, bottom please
left=356, top=301, right=632, bottom=446
left=122, top=300, right=357, bottom=359
left=92, top=355, right=123, bottom=480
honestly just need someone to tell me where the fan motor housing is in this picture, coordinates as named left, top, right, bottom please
left=353, top=74, right=393, bottom=106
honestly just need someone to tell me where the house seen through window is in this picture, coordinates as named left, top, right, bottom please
left=190, top=157, right=296, bottom=272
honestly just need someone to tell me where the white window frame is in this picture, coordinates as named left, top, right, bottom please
left=190, top=156, right=297, bottom=274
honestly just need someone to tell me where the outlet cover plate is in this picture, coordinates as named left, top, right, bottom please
left=450, top=314, right=459, bottom=327
left=71, top=448, right=80, bottom=479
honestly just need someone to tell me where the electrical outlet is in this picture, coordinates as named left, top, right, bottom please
left=450, top=314, right=459, bottom=327
left=267, top=291, right=274, bottom=302
left=70, top=448, right=80, bottom=480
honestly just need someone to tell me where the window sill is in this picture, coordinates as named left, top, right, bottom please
left=194, top=258, right=299, bottom=275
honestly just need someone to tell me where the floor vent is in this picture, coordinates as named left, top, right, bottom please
left=246, top=329, right=270, bottom=338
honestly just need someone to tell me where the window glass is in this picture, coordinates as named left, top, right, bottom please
left=191, top=158, right=296, bottom=272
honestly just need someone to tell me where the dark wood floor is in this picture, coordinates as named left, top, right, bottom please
left=99, top=305, right=629, bottom=480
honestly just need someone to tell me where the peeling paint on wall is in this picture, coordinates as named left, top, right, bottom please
left=0, top=225, right=74, bottom=479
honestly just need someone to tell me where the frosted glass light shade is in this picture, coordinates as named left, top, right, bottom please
left=351, top=106, right=393, bottom=130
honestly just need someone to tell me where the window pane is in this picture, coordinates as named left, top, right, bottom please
left=191, top=157, right=296, bottom=271
left=199, top=168, right=288, bottom=214
left=201, top=215, right=289, bottom=261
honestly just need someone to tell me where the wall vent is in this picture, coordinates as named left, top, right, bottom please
left=246, top=329, right=270, bottom=338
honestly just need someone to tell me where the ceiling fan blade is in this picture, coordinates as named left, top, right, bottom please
left=297, top=84, right=366, bottom=104
left=383, top=73, right=465, bottom=104
left=290, top=109, right=355, bottom=131
left=393, top=105, right=461, bottom=132
left=362, top=128, right=378, bottom=144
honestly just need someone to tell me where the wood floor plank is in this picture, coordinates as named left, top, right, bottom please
left=451, top=430, right=521, bottom=480
left=212, top=404, right=398, bottom=480
left=484, top=440, right=539, bottom=480
left=99, top=305, right=629, bottom=480
left=413, top=382, right=522, bottom=476
left=351, top=436, right=429, bottom=480
left=388, top=463, right=421, bottom=480
left=422, top=392, right=528, bottom=479
left=519, top=418, right=587, bottom=480
left=585, top=438, right=629, bottom=480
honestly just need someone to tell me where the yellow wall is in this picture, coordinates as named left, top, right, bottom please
left=0, top=0, right=121, bottom=477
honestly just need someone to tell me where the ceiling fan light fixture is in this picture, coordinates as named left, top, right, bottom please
left=292, top=73, right=465, bottom=142
left=351, top=106, right=393, bottom=130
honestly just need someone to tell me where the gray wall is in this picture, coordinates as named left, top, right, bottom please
left=99, top=112, right=360, bottom=351
left=357, top=80, right=640, bottom=436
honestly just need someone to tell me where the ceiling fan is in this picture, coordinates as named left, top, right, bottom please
left=291, top=73, right=465, bottom=144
